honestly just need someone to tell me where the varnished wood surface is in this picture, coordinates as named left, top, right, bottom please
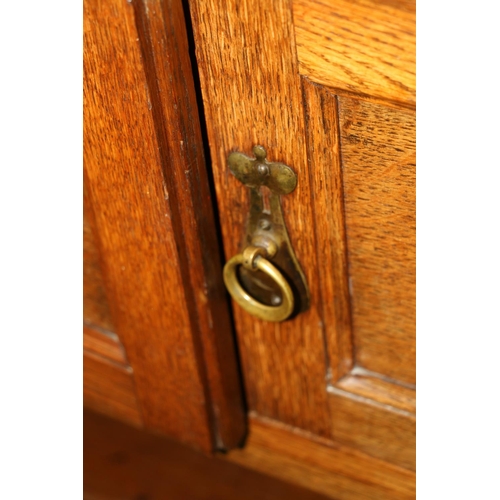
left=228, top=415, right=415, bottom=500
left=84, top=0, right=212, bottom=450
left=132, top=0, right=246, bottom=450
left=189, top=0, right=416, bottom=470
left=328, top=389, right=415, bottom=470
left=84, top=351, right=142, bottom=428
left=293, top=0, right=415, bottom=107
left=301, top=81, right=415, bottom=469
left=189, top=0, right=332, bottom=437
left=84, top=325, right=128, bottom=365
left=84, top=0, right=244, bottom=451
left=303, top=79, right=415, bottom=468
left=336, top=368, right=415, bottom=414
left=83, top=0, right=416, bottom=478
left=83, top=186, right=114, bottom=333
left=84, top=410, right=329, bottom=500
left=302, top=78, right=353, bottom=382
left=84, top=409, right=415, bottom=500
left=339, top=97, right=416, bottom=385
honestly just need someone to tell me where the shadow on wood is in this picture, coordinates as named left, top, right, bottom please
left=83, top=410, right=330, bottom=500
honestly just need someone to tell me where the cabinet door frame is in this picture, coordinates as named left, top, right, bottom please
left=83, top=0, right=245, bottom=452
left=188, top=0, right=415, bottom=469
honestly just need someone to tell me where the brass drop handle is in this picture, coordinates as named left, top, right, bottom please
left=222, top=146, right=310, bottom=322
left=223, top=245, right=294, bottom=322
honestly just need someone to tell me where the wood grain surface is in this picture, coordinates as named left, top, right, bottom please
left=84, top=325, right=128, bottom=365
left=84, top=351, right=142, bottom=428
left=328, top=389, right=416, bottom=470
left=189, top=0, right=332, bottom=437
left=228, top=414, right=416, bottom=500
left=84, top=0, right=244, bottom=451
left=132, top=0, right=246, bottom=450
left=301, top=82, right=415, bottom=469
left=293, top=0, right=415, bottom=107
left=188, top=0, right=416, bottom=470
left=84, top=0, right=417, bottom=482
left=302, top=78, right=353, bottom=382
left=84, top=409, right=415, bottom=500
left=84, top=409, right=329, bottom=500
left=83, top=184, right=115, bottom=333
left=336, top=368, right=415, bottom=415
left=339, top=96, right=416, bottom=385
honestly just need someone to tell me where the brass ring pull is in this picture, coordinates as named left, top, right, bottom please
left=223, top=249, right=294, bottom=322
left=223, top=146, right=309, bottom=320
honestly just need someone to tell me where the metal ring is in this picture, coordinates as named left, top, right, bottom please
left=223, top=253, right=294, bottom=322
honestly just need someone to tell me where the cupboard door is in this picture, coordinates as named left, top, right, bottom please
left=189, top=0, right=415, bottom=471
left=83, top=0, right=245, bottom=452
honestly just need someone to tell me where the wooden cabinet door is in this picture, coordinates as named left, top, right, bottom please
left=188, top=0, right=415, bottom=484
left=83, top=0, right=245, bottom=453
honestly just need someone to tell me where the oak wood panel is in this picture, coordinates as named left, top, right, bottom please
left=84, top=324, right=128, bottom=365
left=339, top=97, right=415, bottom=385
left=84, top=351, right=142, bottom=428
left=84, top=409, right=328, bottom=500
left=293, top=0, right=415, bottom=107
left=228, top=415, right=416, bottom=500
left=189, top=0, right=332, bottom=436
left=83, top=186, right=114, bottom=333
left=84, top=0, right=244, bottom=451
left=327, top=389, right=415, bottom=470
left=131, top=0, right=246, bottom=450
left=302, top=78, right=353, bottom=382
left=336, top=368, right=415, bottom=414
left=84, top=409, right=415, bottom=500
left=301, top=81, right=415, bottom=468
left=189, top=0, right=415, bottom=471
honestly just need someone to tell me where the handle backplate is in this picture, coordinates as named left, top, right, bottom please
left=225, top=146, right=310, bottom=320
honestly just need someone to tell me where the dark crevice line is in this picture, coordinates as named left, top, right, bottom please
left=180, top=0, right=249, bottom=446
